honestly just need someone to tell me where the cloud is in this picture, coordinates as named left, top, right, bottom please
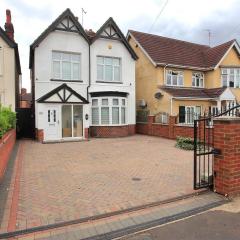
left=0, top=0, right=239, bottom=90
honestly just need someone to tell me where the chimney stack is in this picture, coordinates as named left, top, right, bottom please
left=4, top=9, right=14, bottom=40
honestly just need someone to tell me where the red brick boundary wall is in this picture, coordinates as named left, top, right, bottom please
left=90, top=125, right=135, bottom=138
left=136, top=116, right=194, bottom=139
left=35, top=128, right=44, bottom=142
left=214, top=118, right=240, bottom=197
left=0, top=129, right=16, bottom=182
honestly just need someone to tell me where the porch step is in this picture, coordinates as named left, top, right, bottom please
left=11, top=191, right=227, bottom=240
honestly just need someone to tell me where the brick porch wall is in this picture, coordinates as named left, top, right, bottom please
left=0, top=129, right=16, bottom=182
left=90, top=125, right=135, bottom=138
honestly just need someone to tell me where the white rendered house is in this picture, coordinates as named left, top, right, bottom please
left=29, top=8, right=137, bottom=142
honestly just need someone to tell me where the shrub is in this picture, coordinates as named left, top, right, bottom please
left=175, top=136, right=194, bottom=150
left=0, top=105, right=16, bottom=138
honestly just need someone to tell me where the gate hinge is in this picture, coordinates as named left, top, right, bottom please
left=212, top=148, right=221, bottom=155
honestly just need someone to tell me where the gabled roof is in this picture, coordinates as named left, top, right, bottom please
left=91, top=17, right=138, bottom=60
left=29, top=10, right=137, bottom=68
left=37, top=83, right=89, bottom=104
left=0, top=26, right=21, bottom=74
left=31, top=8, right=89, bottom=49
left=29, top=8, right=90, bottom=68
left=128, top=30, right=240, bottom=70
left=159, top=86, right=227, bottom=99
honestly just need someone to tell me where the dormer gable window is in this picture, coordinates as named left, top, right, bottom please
left=166, top=70, right=183, bottom=86
left=221, top=68, right=240, bottom=88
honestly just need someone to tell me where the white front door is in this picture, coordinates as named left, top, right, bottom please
left=45, top=106, right=59, bottom=140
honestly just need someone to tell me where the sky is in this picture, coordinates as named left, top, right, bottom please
left=1, top=0, right=240, bottom=91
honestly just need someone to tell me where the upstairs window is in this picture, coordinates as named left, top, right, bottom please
left=221, top=68, right=240, bottom=88
left=192, top=72, right=204, bottom=88
left=97, top=56, right=121, bottom=82
left=166, top=70, right=183, bottom=86
left=52, top=51, right=81, bottom=80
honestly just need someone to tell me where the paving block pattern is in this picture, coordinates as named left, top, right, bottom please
left=2, top=135, right=195, bottom=232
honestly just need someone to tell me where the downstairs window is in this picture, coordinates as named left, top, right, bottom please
left=179, top=106, right=201, bottom=124
left=91, top=97, right=126, bottom=125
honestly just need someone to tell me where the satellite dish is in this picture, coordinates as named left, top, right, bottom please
left=154, top=92, right=163, bottom=99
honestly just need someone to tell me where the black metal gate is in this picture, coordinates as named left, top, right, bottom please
left=193, top=105, right=240, bottom=190
left=16, top=108, right=35, bottom=139
left=193, top=117, right=214, bottom=189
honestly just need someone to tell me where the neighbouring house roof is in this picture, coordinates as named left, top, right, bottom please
left=159, top=86, right=227, bottom=99
left=30, top=9, right=137, bottom=68
left=128, top=30, right=239, bottom=70
left=0, top=26, right=21, bottom=74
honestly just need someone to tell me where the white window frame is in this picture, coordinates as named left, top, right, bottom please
left=91, top=97, right=127, bottom=126
left=52, top=51, right=81, bottom=81
left=166, top=70, right=184, bottom=86
left=221, top=68, right=240, bottom=88
left=185, top=106, right=201, bottom=125
left=97, top=56, right=122, bottom=83
left=192, top=72, right=204, bottom=88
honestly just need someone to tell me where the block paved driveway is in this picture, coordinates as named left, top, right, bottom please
left=2, top=135, right=195, bottom=231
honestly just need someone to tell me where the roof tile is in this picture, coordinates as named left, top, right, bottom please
left=129, top=30, right=236, bottom=69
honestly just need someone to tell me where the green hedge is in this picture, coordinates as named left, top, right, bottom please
left=175, top=136, right=194, bottom=150
left=0, top=105, right=16, bottom=139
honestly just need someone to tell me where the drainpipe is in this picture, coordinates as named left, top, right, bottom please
left=170, top=97, right=173, bottom=116
left=87, top=44, right=91, bottom=101
left=163, top=64, right=169, bottom=85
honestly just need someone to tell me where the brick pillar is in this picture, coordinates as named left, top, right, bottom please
left=169, top=116, right=177, bottom=139
left=84, top=128, right=89, bottom=140
left=147, top=115, right=155, bottom=135
left=36, top=129, right=44, bottom=142
left=213, top=118, right=240, bottom=196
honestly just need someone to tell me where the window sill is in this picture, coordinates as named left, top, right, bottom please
left=96, top=81, right=123, bottom=84
left=50, top=79, right=83, bottom=83
left=165, top=84, right=184, bottom=87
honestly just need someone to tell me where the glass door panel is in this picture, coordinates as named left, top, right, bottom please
left=73, top=105, right=83, bottom=137
left=62, top=105, right=72, bottom=137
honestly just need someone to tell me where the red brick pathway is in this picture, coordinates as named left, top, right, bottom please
left=1, top=135, right=195, bottom=233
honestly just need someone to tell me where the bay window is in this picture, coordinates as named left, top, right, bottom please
left=166, top=70, right=184, bottom=86
left=97, top=56, right=121, bottom=82
left=192, top=72, right=204, bottom=88
left=52, top=51, right=81, bottom=80
left=221, top=68, right=240, bottom=88
left=91, top=97, right=126, bottom=125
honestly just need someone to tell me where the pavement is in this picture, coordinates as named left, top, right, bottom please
left=0, top=135, right=196, bottom=233
left=122, top=197, right=240, bottom=240
left=0, top=191, right=227, bottom=239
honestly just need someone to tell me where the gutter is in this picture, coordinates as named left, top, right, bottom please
left=157, top=63, right=213, bottom=72
left=172, top=97, right=217, bottom=101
